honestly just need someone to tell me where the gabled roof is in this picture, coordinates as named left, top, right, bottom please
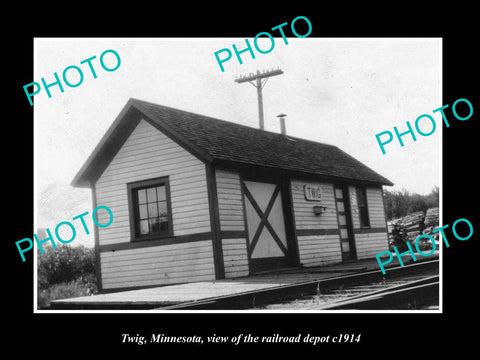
left=72, top=98, right=393, bottom=188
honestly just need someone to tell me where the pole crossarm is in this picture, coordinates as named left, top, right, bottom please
left=235, top=69, right=283, bottom=83
left=234, top=69, right=284, bottom=130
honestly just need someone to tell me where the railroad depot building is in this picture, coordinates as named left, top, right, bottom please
left=72, top=98, right=393, bottom=292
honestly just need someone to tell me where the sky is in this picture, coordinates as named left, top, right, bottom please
left=34, top=37, right=441, bottom=247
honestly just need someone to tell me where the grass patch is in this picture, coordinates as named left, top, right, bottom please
left=38, top=275, right=97, bottom=309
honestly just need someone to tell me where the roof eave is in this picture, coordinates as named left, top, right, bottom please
left=71, top=98, right=141, bottom=188
left=71, top=98, right=214, bottom=188
left=212, top=158, right=394, bottom=186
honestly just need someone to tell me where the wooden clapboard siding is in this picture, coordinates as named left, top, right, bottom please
left=222, top=238, right=249, bottom=278
left=215, top=170, right=249, bottom=278
left=215, top=169, right=245, bottom=232
left=100, top=240, right=215, bottom=289
left=366, top=187, right=387, bottom=228
left=95, top=119, right=211, bottom=245
left=290, top=180, right=338, bottom=229
left=290, top=180, right=342, bottom=266
left=354, top=232, right=389, bottom=259
left=349, top=185, right=387, bottom=230
left=297, top=235, right=342, bottom=267
left=347, top=185, right=388, bottom=258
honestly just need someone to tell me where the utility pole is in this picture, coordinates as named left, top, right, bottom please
left=234, top=68, right=283, bottom=130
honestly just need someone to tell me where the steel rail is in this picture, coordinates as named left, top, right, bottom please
left=157, top=259, right=439, bottom=310
left=308, top=275, right=439, bottom=310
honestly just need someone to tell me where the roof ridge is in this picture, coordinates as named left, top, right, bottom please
left=72, top=98, right=394, bottom=187
left=131, top=97, right=253, bottom=127
left=130, top=97, right=339, bottom=148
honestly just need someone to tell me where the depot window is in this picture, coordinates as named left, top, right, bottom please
left=356, top=186, right=370, bottom=228
left=127, top=177, right=173, bottom=240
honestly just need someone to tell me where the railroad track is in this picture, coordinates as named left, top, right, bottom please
left=312, top=275, right=439, bottom=310
left=260, top=274, right=439, bottom=310
left=158, top=259, right=439, bottom=310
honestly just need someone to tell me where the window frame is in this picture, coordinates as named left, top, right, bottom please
left=356, top=186, right=371, bottom=228
left=127, top=176, right=173, bottom=242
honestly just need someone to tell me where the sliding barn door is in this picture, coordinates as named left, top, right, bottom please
left=243, top=180, right=292, bottom=272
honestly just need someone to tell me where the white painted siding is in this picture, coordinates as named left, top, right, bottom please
left=297, top=235, right=342, bottom=267
left=291, top=180, right=338, bottom=230
left=222, top=238, right=249, bottom=278
left=95, top=119, right=211, bottom=246
left=349, top=186, right=387, bottom=229
left=291, top=180, right=342, bottom=267
left=216, top=170, right=249, bottom=278
left=349, top=185, right=389, bottom=259
left=215, top=170, right=245, bottom=232
left=94, top=119, right=215, bottom=289
left=100, top=240, right=215, bottom=289
left=366, top=187, right=387, bottom=228
left=354, top=233, right=389, bottom=259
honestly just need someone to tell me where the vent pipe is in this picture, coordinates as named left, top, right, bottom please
left=277, top=113, right=287, bottom=135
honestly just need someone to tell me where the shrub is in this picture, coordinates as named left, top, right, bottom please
left=38, top=245, right=96, bottom=288
left=37, top=245, right=97, bottom=309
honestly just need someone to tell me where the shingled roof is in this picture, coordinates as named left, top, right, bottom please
left=72, top=98, right=393, bottom=187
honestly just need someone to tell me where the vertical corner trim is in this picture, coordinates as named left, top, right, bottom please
left=205, top=164, right=225, bottom=279
left=381, top=186, right=390, bottom=250
left=91, top=184, right=103, bottom=293
left=284, top=178, right=300, bottom=267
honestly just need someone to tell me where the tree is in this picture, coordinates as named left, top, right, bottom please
left=425, top=186, right=439, bottom=208
left=383, top=186, right=439, bottom=221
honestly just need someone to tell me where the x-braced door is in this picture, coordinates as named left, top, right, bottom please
left=242, top=180, right=291, bottom=272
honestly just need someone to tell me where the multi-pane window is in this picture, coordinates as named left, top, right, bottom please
left=128, top=178, right=171, bottom=239
left=356, top=186, right=370, bottom=227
